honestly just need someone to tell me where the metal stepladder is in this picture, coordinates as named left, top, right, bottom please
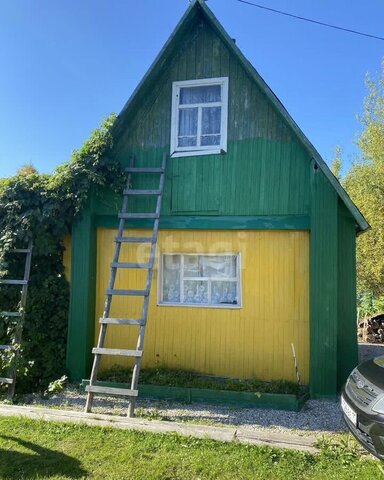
left=0, top=240, right=33, bottom=399
left=85, top=153, right=167, bottom=417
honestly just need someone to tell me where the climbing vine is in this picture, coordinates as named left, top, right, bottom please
left=0, top=114, right=124, bottom=392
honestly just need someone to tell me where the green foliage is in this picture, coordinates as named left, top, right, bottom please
left=0, top=416, right=381, bottom=479
left=100, top=365, right=307, bottom=396
left=344, top=161, right=384, bottom=296
left=16, top=164, right=38, bottom=176
left=0, top=114, right=123, bottom=393
left=344, top=61, right=384, bottom=298
left=358, top=61, right=384, bottom=164
left=331, top=145, right=343, bottom=181
left=316, top=435, right=362, bottom=467
left=45, top=375, right=68, bottom=396
left=357, top=291, right=384, bottom=320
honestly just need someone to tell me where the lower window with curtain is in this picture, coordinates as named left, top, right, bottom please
left=159, top=253, right=241, bottom=308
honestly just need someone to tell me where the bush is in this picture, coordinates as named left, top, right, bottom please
left=0, top=114, right=124, bottom=393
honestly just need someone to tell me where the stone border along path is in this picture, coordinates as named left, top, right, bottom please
left=0, top=404, right=318, bottom=454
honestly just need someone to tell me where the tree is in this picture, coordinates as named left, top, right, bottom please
left=17, top=164, right=38, bottom=176
left=344, top=61, right=384, bottom=297
left=358, top=61, right=384, bottom=165
left=331, top=145, right=343, bottom=181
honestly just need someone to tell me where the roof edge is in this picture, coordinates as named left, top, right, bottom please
left=197, top=1, right=369, bottom=233
left=113, top=0, right=369, bottom=233
left=112, top=1, right=199, bottom=137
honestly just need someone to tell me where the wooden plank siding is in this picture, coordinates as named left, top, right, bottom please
left=94, top=228, right=310, bottom=383
left=66, top=202, right=97, bottom=381
left=94, top=17, right=311, bottom=219
left=337, top=200, right=358, bottom=389
left=310, top=167, right=339, bottom=397
left=63, top=235, right=72, bottom=282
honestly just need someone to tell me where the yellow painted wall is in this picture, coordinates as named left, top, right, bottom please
left=63, top=235, right=71, bottom=282
left=95, top=229, right=310, bottom=383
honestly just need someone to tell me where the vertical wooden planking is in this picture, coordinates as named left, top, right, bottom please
left=95, top=228, right=310, bottom=383
left=337, top=200, right=358, bottom=389
left=310, top=166, right=338, bottom=397
left=66, top=203, right=97, bottom=381
left=109, top=16, right=311, bottom=219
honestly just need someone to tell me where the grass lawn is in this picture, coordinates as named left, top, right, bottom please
left=0, top=416, right=382, bottom=479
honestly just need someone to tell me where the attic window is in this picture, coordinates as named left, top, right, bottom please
left=170, top=77, right=229, bottom=157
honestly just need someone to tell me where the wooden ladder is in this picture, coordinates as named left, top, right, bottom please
left=85, top=154, right=167, bottom=417
left=0, top=240, right=33, bottom=399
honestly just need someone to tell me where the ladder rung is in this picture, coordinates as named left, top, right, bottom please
left=107, top=289, right=149, bottom=296
left=0, top=377, right=13, bottom=385
left=85, top=156, right=167, bottom=415
left=111, top=262, right=150, bottom=269
left=92, top=348, right=143, bottom=357
left=125, top=167, right=164, bottom=174
left=115, top=236, right=154, bottom=244
left=85, top=385, right=138, bottom=397
left=0, top=280, right=28, bottom=285
left=0, top=345, right=16, bottom=351
left=10, top=249, right=32, bottom=254
left=99, top=318, right=144, bottom=325
left=124, top=189, right=161, bottom=196
left=118, top=213, right=159, bottom=219
left=0, top=312, right=21, bottom=317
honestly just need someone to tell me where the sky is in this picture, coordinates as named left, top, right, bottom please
left=0, top=0, right=383, bottom=178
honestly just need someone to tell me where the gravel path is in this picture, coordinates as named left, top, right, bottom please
left=359, top=342, right=384, bottom=363
left=6, top=342, right=378, bottom=437
left=18, top=387, right=346, bottom=436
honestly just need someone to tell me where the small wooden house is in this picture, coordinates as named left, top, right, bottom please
left=65, top=0, right=368, bottom=398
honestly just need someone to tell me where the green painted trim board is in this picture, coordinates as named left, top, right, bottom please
left=66, top=204, right=97, bottom=381
left=94, top=215, right=310, bottom=230
left=81, top=380, right=309, bottom=412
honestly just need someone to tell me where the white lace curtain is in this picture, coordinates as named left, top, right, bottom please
left=178, top=85, right=222, bottom=148
left=162, top=255, right=238, bottom=306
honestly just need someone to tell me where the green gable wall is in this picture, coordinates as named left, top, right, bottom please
left=108, top=17, right=310, bottom=218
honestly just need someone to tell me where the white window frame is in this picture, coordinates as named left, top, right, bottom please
left=170, top=77, right=229, bottom=158
left=158, top=252, right=242, bottom=309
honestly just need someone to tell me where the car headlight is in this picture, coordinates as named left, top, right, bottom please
left=372, top=396, right=384, bottom=414
left=345, top=368, right=359, bottom=390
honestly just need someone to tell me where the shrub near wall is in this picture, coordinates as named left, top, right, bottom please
left=0, top=114, right=123, bottom=392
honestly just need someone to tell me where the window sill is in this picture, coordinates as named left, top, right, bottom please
left=157, top=302, right=242, bottom=310
left=170, top=148, right=226, bottom=158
